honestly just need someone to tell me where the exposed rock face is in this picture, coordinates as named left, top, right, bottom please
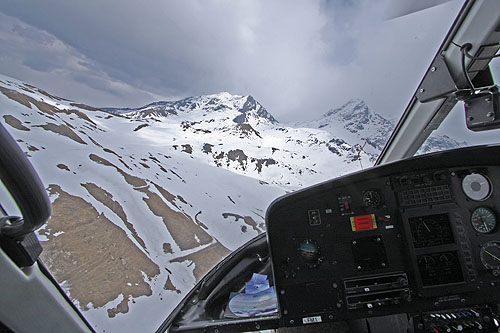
left=41, top=185, right=160, bottom=315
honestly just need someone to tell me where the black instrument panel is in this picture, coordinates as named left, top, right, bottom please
left=266, top=145, right=500, bottom=328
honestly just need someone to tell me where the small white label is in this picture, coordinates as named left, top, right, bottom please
left=302, top=316, right=322, bottom=324
left=385, top=225, right=394, bottom=229
left=325, top=208, right=333, bottom=214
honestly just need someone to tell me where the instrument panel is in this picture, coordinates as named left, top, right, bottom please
left=266, top=145, right=500, bottom=329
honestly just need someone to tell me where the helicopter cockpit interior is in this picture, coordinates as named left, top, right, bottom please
left=1, top=1, right=500, bottom=333
left=159, top=1, right=500, bottom=332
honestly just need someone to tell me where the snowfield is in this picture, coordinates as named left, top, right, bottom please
left=0, top=74, right=465, bottom=332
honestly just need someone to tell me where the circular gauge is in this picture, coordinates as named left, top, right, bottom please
left=471, top=207, right=497, bottom=234
left=363, top=191, right=381, bottom=207
left=462, top=173, right=492, bottom=201
left=480, top=241, right=500, bottom=270
left=298, top=240, right=319, bottom=263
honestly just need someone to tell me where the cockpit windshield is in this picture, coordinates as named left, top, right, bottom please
left=3, top=1, right=500, bottom=332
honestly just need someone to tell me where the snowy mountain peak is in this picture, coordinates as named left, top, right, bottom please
left=233, top=95, right=278, bottom=125
left=205, top=91, right=236, bottom=100
left=291, top=99, right=395, bottom=155
left=323, top=99, right=373, bottom=120
left=104, top=93, right=279, bottom=126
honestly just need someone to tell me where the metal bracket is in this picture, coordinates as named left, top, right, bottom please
left=416, top=56, right=458, bottom=103
left=0, top=216, right=43, bottom=267
left=465, top=88, right=500, bottom=132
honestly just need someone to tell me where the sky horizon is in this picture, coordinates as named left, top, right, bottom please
left=0, top=0, right=465, bottom=122
left=2, top=0, right=500, bottom=145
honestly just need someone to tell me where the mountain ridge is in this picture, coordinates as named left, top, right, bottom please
left=0, top=73, right=467, bottom=332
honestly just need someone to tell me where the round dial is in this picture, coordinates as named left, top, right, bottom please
left=471, top=207, right=497, bottom=234
left=298, top=240, right=320, bottom=263
left=480, top=241, right=500, bottom=270
left=462, top=173, right=491, bottom=201
left=363, top=190, right=381, bottom=207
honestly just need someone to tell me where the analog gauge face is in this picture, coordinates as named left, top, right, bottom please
left=480, top=241, right=500, bottom=270
left=462, top=173, right=492, bottom=201
left=418, top=255, right=436, bottom=266
left=409, top=214, right=455, bottom=248
left=298, top=240, right=320, bottom=263
left=471, top=207, right=497, bottom=233
left=363, top=191, right=381, bottom=207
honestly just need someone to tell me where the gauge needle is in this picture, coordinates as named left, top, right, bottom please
left=479, top=216, right=488, bottom=230
left=485, top=250, right=500, bottom=262
left=423, top=221, right=431, bottom=232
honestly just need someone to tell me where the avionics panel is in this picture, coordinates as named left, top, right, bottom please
left=266, top=145, right=500, bottom=328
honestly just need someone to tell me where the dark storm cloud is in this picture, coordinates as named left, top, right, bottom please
left=0, top=0, right=464, bottom=120
left=0, top=11, right=167, bottom=106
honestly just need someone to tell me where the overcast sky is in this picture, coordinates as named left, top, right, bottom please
left=0, top=0, right=468, bottom=123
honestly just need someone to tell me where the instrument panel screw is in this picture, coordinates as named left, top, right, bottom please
left=352, top=240, right=357, bottom=245
left=431, top=66, right=436, bottom=72
left=255, top=324, right=260, bottom=330
left=329, top=315, right=334, bottom=320
left=357, top=265, right=362, bottom=270
left=290, top=320, right=294, bottom=325
left=419, top=88, right=425, bottom=93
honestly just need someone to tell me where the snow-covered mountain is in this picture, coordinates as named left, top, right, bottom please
left=103, top=93, right=380, bottom=189
left=296, top=99, right=466, bottom=157
left=0, top=74, right=465, bottom=332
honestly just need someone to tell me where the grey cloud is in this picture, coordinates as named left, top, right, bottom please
left=0, top=0, right=465, bottom=121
